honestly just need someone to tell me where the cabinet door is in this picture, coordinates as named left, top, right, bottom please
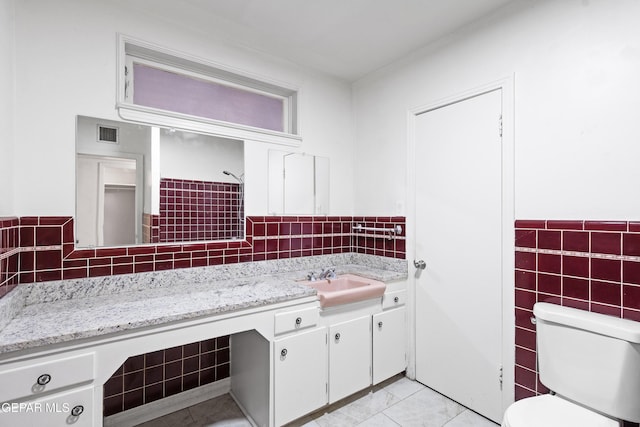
left=329, top=315, right=371, bottom=403
left=274, top=327, right=327, bottom=426
left=372, top=307, right=407, bottom=384
left=0, top=385, right=93, bottom=427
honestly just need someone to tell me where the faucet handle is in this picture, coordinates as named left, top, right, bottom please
left=307, top=271, right=317, bottom=281
left=324, top=267, right=337, bottom=279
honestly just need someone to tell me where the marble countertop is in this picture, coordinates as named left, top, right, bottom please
left=0, top=254, right=407, bottom=355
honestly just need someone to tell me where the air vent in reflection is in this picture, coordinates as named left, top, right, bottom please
left=97, top=125, right=119, bottom=144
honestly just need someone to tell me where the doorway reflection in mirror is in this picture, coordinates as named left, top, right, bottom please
left=76, top=116, right=244, bottom=248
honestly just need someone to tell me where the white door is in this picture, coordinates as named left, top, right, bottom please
left=372, top=307, right=406, bottom=384
left=329, top=316, right=371, bottom=403
left=103, top=185, right=136, bottom=246
left=414, top=89, right=503, bottom=422
left=274, top=327, right=328, bottom=426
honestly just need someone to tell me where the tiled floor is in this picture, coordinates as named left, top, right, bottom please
left=136, top=375, right=500, bottom=427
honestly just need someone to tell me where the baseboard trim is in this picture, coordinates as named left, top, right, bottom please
left=103, top=379, right=231, bottom=427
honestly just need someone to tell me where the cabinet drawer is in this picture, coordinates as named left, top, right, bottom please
left=274, top=306, right=319, bottom=335
left=0, top=385, right=93, bottom=427
left=382, top=289, right=407, bottom=310
left=0, top=353, right=94, bottom=403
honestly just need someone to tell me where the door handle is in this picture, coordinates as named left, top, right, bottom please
left=414, top=259, right=426, bottom=270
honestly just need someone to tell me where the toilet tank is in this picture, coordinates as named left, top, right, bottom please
left=534, top=302, right=640, bottom=423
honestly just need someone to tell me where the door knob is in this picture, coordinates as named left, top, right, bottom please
left=413, top=259, right=426, bottom=270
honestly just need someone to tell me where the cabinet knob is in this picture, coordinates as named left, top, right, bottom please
left=71, top=405, right=84, bottom=417
left=334, top=332, right=341, bottom=341
left=394, top=296, right=399, bottom=303
left=281, top=348, right=288, bottom=357
left=295, top=317, right=302, bottom=326
left=378, top=321, right=383, bottom=328
left=37, top=374, right=51, bottom=386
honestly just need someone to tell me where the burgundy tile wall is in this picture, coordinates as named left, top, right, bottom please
left=159, top=178, right=244, bottom=242
left=5, top=215, right=404, bottom=285
left=142, top=213, right=160, bottom=244
left=0, top=217, right=20, bottom=297
left=3, top=214, right=404, bottom=416
left=352, top=216, right=406, bottom=258
left=514, top=220, right=640, bottom=401
left=103, top=336, right=230, bottom=416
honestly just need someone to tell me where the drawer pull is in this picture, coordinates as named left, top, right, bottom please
left=37, top=374, right=51, bottom=386
left=378, top=321, right=383, bottom=328
left=71, top=405, right=84, bottom=417
left=295, top=317, right=302, bottom=326
left=334, top=332, right=341, bottom=342
left=394, top=296, right=399, bottom=303
left=281, top=348, right=288, bottom=358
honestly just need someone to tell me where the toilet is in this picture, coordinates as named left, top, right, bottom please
left=502, top=302, right=640, bottom=427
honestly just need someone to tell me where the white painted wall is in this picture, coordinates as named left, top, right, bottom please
left=0, top=0, right=14, bottom=216
left=353, top=0, right=640, bottom=220
left=11, top=0, right=354, bottom=217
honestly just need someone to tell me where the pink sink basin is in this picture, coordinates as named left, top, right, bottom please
left=302, top=274, right=386, bottom=308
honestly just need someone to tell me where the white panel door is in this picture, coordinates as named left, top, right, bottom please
left=372, top=307, right=407, bottom=384
left=414, top=89, right=503, bottom=422
left=329, top=316, right=371, bottom=403
left=274, top=327, right=327, bottom=426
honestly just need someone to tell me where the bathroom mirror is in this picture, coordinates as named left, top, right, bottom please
left=76, top=116, right=244, bottom=248
left=268, top=150, right=329, bottom=215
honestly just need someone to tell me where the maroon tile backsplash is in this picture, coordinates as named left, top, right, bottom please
left=0, top=217, right=20, bottom=298
left=1, top=214, right=405, bottom=416
left=514, top=219, right=640, bottom=402
left=4, top=215, right=405, bottom=287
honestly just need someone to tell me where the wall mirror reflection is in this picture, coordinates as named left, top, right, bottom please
left=76, top=116, right=244, bottom=248
left=268, top=150, right=329, bottom=215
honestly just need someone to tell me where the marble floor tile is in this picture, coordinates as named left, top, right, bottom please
left=443, top=409, right=499, bottom=427
left=355, top=413, right=401, bottom=427
left=382, top=376, right=426, bottom=400
left=311, top=408, right=361, bottom=427
left=337, top=388, right=401, bottom=423
left=382, top=387, right=466, bottom=427
left=188, top=394, right=252, bottom=427
left=134, top=376, right=499, bottom=427
left=135, top=408, right=196, bottom=427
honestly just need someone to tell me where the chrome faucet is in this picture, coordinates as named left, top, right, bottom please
left=318, top=267, right=337, bottom=279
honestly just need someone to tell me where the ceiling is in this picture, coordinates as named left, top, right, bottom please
left=119, top=0, right=516, bottom=81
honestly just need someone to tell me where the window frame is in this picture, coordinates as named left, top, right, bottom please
left=116, top=34, right=302, bottom=146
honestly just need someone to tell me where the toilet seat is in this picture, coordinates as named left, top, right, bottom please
left=502, top=395, right=618, bottom=427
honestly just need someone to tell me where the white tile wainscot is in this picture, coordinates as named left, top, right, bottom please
left=0, top=254, right=407, bottom=427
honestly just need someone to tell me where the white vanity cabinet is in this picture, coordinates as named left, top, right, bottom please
left=372, top=306, right=406, bottom=384
left=273, top=327, right=328, bottom=426
left=328, top=315, right=371, bottom=403
left=231, top=301, right=328, bottom=427
left=0, top=385, right=94, bottom=427
left=0, top=353, right=95, bottom=427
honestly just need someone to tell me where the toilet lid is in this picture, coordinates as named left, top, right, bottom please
left=503, top=395, right=618, bottom=427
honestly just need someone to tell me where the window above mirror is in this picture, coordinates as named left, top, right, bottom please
left=117, top=34, right=301, bottom=146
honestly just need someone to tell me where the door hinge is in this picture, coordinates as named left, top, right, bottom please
left=498, top=115, right=503, bottom=138
left=499, top=365, right=503, bottom=390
